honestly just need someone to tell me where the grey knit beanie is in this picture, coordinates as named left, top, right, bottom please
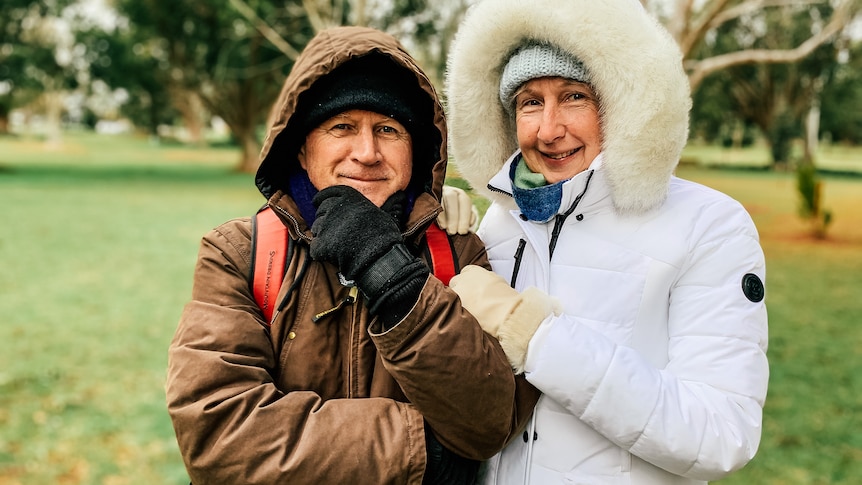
left=499, top=43, right=588, bottom=110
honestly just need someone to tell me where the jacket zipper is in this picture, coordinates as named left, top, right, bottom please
left=273, top=204, right=311, bottom=243
left=523, top=411, right=537, bottom=485
left=312, top=286, right=358, bottom=322
left=548, top=170, right=593, bottom=260
left=503, top=170, right=594, bottom=286
left=511, top=239, right=526, bottom=288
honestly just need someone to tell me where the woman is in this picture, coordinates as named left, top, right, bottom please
left=445, top=0, right=769, bottom=484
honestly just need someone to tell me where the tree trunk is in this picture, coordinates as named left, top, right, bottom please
left=172, top=88, right=206, bottom=145
left=804, top=101, right=820, bottom=163
left=767, top=111, right=795, bottom=168
left=803, top=76, right=824, bottom=164
left=236, top=125, right=262, bottom=173
left=44, top=91, right=64, bottom=147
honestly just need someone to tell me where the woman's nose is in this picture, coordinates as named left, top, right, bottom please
left=537, top=106, right=566, bottom=143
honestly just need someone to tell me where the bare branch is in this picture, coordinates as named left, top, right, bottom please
left=353, top=0, right=367, bottom=26
left=303, top=0, right=328, bottom=32
left=668, top=0, right=696, bottom=41
left=678, top=0, right=735, bottom=58
left=710, top=0, right=829, bottom=28
left=228, top=0, right=301, bottom=60
left=303, top=0, right=351, bottom=32
left=686, top=0, right=855, bottom=89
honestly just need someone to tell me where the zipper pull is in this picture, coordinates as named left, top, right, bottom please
left=312, top=286, right=359, bottom=323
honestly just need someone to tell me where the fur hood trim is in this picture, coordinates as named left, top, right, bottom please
left=445, top=0, right=691, bottom=214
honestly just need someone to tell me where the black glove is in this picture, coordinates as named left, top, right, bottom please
left=311, top=186, right=429, bottom=325
left=311, top=185, right=403, bottom=279
left=423, top=422, right=480, bottom=485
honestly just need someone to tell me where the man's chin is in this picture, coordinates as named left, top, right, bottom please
left=341, top=182, right=391, bottom=207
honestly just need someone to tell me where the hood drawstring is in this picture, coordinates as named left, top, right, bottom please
left=270, top=240, right=311, bottom=324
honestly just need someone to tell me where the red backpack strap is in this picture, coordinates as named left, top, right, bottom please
left=251, top=206, right=288, bottom=324
left=424, top=222, right=457, bottom=286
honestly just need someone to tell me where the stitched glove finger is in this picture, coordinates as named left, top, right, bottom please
left=423, top=423, right=479, bottom=485
left=310, top=185, right=402, bottom=280
left=437, top=185, right=478, bottom=235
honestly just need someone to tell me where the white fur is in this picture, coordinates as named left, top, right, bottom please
left=445, top=0, right=691, bottom=214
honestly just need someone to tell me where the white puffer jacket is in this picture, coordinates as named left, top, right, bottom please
left=446, top=0, right=769, bottom=484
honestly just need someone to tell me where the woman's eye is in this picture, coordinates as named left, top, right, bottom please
left=516, top=98, right=541, bottom=112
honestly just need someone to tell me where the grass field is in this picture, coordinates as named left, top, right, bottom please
left=1, top=131, right=860, bottom=484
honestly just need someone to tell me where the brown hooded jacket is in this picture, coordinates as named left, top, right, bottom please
left=165, top=26, right=539, bottom=484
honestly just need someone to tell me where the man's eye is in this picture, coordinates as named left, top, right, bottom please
left=377, top=125, right=406, bottom=138
left=331, top=123, right=351, bottom=130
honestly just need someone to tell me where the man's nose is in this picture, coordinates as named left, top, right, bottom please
left=351, top=129, right=381, bottom=165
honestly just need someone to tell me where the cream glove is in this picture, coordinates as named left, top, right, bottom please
left=438, top=185, right=479, bottom=235
left=450, top=265, right=561, bottom=374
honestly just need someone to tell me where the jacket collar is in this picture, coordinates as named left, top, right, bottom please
left=488, top=151, right=613, bottom=219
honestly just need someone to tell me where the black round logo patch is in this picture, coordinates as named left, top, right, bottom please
left=742, top=273, right=765, bottom=302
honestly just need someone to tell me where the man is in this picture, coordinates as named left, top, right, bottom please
left=165, top=26, right=538, bottom=484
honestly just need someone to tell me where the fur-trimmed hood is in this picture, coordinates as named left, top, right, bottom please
left=445, top=0, right=691, bottom=214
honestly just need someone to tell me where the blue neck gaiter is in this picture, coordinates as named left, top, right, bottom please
left=510, top=155, right=564, bottom=222
left=288, top=170, right=417, bottom=227
left=288, top=171, right=319, bottom=226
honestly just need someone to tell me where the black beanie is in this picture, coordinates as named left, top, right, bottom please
left=257, top=53, right=439, bottom=202
left=295, top=53, right=432, bottom=144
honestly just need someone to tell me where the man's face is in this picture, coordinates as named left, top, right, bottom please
left=514, top=77, right=602, bottom=183
left=299, top=109, right=413, bottom=207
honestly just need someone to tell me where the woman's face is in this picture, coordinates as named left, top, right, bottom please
left=298, top=109, right=413, bottom=207
left=513, top=77, right=602, bottom=184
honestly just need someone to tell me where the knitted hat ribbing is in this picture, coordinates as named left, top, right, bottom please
left=297, top=54, right=429, bottom=140
left=499, top=43, right=589, bottom=110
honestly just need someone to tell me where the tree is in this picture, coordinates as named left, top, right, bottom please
left=646, top=0, right=859, bottom=91
left=0, top=0, right=78, bottom=138
left=125, top=0, right=460, bottom=172
left=115, top=0, right=308, bottom=171
left=228, top=0, right=468, bottom=89
left=83, top=27, right=177, bottom=136
left=369, top=0, right=471, bottom=87
left=698, top=4, right=844, bottom=165
left=664, top=0, right=861, bottom=167
left=819, top=38, right=862, bottom=144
